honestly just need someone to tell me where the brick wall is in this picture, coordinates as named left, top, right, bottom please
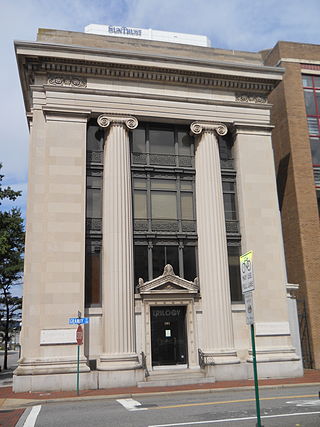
left=263, top=42, right=320, bottom=368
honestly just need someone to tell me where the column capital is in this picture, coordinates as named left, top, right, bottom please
left=190, top=121, right=228, bottom=136
left=97, top=114, right=138, bottom=130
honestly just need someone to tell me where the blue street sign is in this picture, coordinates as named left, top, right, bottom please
left=69, top=317, right=89, bottom=325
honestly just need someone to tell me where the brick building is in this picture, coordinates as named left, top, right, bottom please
left=262, top=42, right=320, bottom=369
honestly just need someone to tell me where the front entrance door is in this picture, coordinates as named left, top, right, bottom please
left=151, top=306, right=187, bottom=366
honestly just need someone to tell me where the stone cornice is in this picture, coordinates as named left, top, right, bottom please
left=35, top=61, right=276, bottom=93
left=15, top=40, right=284, bottom=77
left=97, top=114, right=138, bottom=130
left=16, top=40, right=282, bottom=113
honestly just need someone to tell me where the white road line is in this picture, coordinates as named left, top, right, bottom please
left=117, top=398, right=147, bottom=411
left=287, top=399, right=320, bottom=406
left=23, top=405, right=42, bottom=427
left=148, top=410, right=320, bottom=426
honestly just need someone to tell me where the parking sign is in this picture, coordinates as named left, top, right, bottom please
left=240, top=250, right=255, bottom=294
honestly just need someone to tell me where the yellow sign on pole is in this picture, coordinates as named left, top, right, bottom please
left=240, top=250, right=255, bottom=294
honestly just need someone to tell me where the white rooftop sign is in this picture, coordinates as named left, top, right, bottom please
left=84, top=24, right=211, bottom=47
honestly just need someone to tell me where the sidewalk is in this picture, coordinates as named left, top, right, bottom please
left=1, top=369, right=320, bottom=410
left=1, top=370, right=320, bottom=427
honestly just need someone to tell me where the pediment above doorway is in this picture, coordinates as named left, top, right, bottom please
left=138, top=264, right=199, bottom=295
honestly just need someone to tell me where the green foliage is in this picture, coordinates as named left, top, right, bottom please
left=0, top=164, right=24, bottom=368
left=0, top=163, right=21, bottom=204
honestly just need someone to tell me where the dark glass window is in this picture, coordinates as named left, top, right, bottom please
left=223, top=181, right=237, bottom=221
left=86, top=186, right=102, bottom=219
left=303, top=75, right=320, bottom=162
left=85, top=122, right=103, bottom=307
left=153, top=245, right=179, bottom=278
left=132, top=174, right=195, bottom=232
left=317, top=189, right=320, bottom=215
left=183, top=246, right=197, bottom=281
left=310, top=138, right=320, bottom=165
left=134, top=245, right=148, bottom=287
left=131, top=124, right=194, bottom=167
left=85, top=247, right=101, bottom=306
left=149, top=129, right=175, bottom=154
left=302, top=75, right=320, bottom=207
left=304, top=90, right=317, bottom=115
left=227, top=245, right=242, bottom=302
left=178, top=131, right=193, bottom=156
left=132, top=128, right=146, bottom=153
left=132, top=124, right=197, bottom=287
left=87, top=124, right=104, bottom=151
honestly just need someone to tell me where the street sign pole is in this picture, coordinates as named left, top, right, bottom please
left=75, top=317, right=84, bottom=396
left=77, top=342, right=80, bottom=396
left=250, top=323, right=262, bottom=427
left=240, top=251, right=263, bottom=427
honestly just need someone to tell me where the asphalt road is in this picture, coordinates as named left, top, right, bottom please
left=17, top=384, right=320, bottom=426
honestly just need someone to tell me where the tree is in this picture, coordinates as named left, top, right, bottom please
left=0, top=164, right=24, bottom=369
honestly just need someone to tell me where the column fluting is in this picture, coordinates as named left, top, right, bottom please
left=97, top=114, right=140, bottom=370
left=191, top=121, right=238, bottom=364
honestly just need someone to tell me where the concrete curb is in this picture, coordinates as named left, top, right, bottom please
left=2, top=381, right=320, bottom=409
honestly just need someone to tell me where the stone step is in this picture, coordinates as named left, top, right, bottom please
left=137, top=368, right=215, bottom=387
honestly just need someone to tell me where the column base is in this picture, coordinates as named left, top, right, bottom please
left=247, top=347, right=303, bottom=378
left=97, top=353, right=141, bottom=371
left=202, top=350, right=243, bottom=381
left=13, top=371, right=97, bottom=393
left=14, top=356, right=90, bottom=376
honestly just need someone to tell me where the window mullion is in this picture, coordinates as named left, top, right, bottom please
left=146, top=124, right=150, bottom=166
left=179, top=241, right=184, bottom=278
left=177, top=175, right=182, bottom=232
left=147, top=173, right=152, bottom=232
left=148, top=240, right=153, bottom=281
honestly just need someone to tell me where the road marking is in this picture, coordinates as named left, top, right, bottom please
left=117, top=398, right=147, bottom=411
left=149, top=410, right=320, bottom=426
left=287, top=399, right=320, bottom=406
left=23, top=405, right=41, bottom=427
left=149, top=393, right=317, bottom=410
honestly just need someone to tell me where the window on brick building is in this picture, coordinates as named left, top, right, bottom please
left=302, top=75, right=320, bottom=217
left=302, top=75, right=320, bottom=166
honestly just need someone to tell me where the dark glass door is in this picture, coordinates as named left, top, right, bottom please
left=151, top=306, right=187, bottom=366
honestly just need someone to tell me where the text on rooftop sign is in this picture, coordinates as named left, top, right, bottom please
left=108, top=26, right=142, bottom=37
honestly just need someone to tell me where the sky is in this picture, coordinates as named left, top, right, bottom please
left=1, top=0, right=320, bottom=218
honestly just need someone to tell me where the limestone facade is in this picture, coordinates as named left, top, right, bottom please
left=13, top=29, right=302, bottom=392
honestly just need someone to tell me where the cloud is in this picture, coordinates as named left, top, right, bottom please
left=125, top=0, right=320, bottom=51
left=1, top=0, right=320, bottom=214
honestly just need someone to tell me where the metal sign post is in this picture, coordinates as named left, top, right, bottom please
left=240, top=251, right=263, bottom=427
left=250, top=322, right=262, bottom=427
left=76, top=324, right=83, bottom=395
left=69, top=312, right=88, bottom=396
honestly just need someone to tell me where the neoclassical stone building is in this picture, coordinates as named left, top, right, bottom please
left=14, top=28, right=302, bottom=392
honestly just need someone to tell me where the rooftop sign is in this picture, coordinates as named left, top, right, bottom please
left=84, top=24, right=211, bottom=47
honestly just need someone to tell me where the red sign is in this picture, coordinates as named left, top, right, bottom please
left=76, top=325, right=83, bottom=345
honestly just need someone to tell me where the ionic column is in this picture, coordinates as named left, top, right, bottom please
left=97, top=114, right=140, bottom=372
left=191, top=122, right=238, bottom=365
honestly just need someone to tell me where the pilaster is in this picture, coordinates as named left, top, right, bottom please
left=14, top=108, right=90, bottom=389
left=233, top=123, right=302, bottom=377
